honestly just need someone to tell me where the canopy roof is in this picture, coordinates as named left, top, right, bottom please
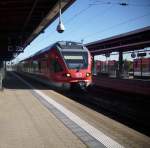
left=0, top=0, right=75, bottom=60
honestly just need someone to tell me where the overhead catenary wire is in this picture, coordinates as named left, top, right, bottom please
left=82, top=12, right=150, bottom=40
left=61, top=0, right=150, bottom=40
left=65, top=5, right=114, bottom=37
left=65, top=0, right=135, bottom=26
left=89, top=1, right=128, bottom=6
left=89, top=0, right=150, bottom=7
left=65, top=5, right=92, bottom=25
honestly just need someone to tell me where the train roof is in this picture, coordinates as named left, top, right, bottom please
left=20, top=41, right=85, bottom=62
left=33, top=44, right=54, bottom=57
left=20, top=44, right=54, bottom=62
left=56, top=41, right=83, bottom=50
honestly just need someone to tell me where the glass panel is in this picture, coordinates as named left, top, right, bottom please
left=50, top=59, right=63, bottom=72
left=57, top=41, right=83, bottom=49
left=62, top=51, right=88, bottom=69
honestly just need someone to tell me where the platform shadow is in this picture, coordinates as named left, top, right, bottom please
left=3, top=72, right=53, bottom=90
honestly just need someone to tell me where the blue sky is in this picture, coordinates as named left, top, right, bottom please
left=13, top=0, right=150, bottom=63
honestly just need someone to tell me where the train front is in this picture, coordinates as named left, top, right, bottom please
left=57, top=41, right=92, bottom=89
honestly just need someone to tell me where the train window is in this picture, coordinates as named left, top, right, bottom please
left=32, top=61, right=38, bottom=72
left=62, top=51, right=88, bottom=69
left=38, top=61, right=41, bottom=72
left=50, top=59, right=63, bottom=72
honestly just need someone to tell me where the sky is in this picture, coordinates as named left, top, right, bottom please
left=13, top=0, right=150, bottom=63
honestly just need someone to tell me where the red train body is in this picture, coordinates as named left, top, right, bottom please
left=95, top=58, right=150, bottom=78
left=17, top=41, right=92, bottom=89
left=134, top=58, right=150, bottom=77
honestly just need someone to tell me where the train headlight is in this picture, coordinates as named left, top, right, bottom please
left=86, top=73, right=91, bottom=77
left=66, top=73, right=71, bottom=77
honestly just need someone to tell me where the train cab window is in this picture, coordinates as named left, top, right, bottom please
left=50, top=59, right=63, bottom=72
left=62, top=51, right=88, bottom=69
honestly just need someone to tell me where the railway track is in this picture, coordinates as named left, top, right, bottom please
left=6, top=72, right=150, bottom=136
left=58, top=85, right=150, bottom=136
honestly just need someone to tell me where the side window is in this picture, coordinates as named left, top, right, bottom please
left=50, top=59, right=63, bottom=72
left=41, top=58, right=48, bottom=72
left=38, top=61, right=41, bottom=72
left=32, top=60, right=39, bottom=72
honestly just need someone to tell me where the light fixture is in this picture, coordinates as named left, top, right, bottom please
left=66, top=73, right=71, bottom=77
left=86, top=73, right=91, bottom=77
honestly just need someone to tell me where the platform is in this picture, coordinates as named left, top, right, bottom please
left=0, top=76, right=86, bottom=148
left=93, top=76, right=150, bottom=96
left=0, top=72, right=150, bottom=148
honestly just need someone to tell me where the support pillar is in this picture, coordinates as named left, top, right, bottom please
left=92, top=54, right=96, bottom=75
left=4, top=61, right=6, bottom=79
left=140, top=58, right=142, bottom=78
left=0, top=61, right=6, bottom=89
left=0, top=61, right=3, bottom=89
left=118, top=51, right=123, bottom=78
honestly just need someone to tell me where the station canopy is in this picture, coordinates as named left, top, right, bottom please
left=86, top=26, right=150, bottom=55
left=0, top=0, right=75, bottom=61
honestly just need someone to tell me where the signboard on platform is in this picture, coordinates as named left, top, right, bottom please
left=137, top=52, right=146, bottom=57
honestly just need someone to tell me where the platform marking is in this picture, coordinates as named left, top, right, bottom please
left=12, top=72, right=124, bottom=148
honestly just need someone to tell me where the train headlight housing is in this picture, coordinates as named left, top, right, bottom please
left=86, top=73, right=91, bottom=77
left=66, top=73, right=71, bottom=77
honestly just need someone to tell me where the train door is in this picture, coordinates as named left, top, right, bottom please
left=49, top=56, right=63, bottom=81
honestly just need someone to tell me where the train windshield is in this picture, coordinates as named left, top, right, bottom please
left=62, top=51, right=88, bottom=69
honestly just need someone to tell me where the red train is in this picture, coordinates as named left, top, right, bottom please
left=95, top=58, right=150, bottom=78
left=133, top=58, right=150, bottom=78
left=17, top=41, right=92, bottom=89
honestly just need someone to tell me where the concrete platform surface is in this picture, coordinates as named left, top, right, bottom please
left=0, top=86, right=86, bottom=148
